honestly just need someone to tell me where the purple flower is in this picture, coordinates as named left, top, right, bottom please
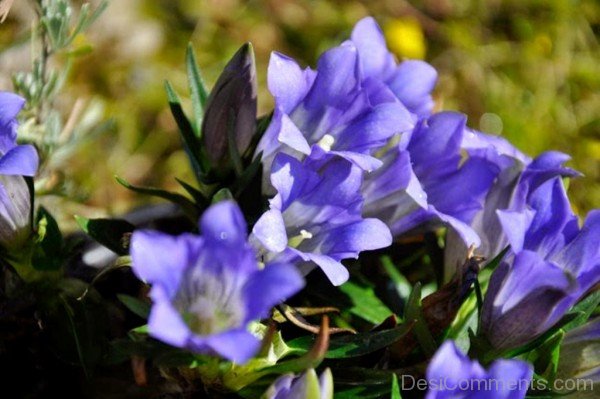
left=0, top=92, right=38, bottom=250
left=264, top=369, right=333, bottom=399
left=445, top=131, right=578, bottom=273
left=255, top=40, right=415, bottom=186
left=252, top=153, right=392, bottom=286
left=130, top=201, right=304, bottom=363
left=350, top=17, right=438, bottom=117
left=481, top=177, right=600, bottom=351
left=426, top=341, right=532, bottom=399
left=362, top=112, right=499, bottom=247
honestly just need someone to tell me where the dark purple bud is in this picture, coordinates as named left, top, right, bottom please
left=201, top=43, right=257, bottom=168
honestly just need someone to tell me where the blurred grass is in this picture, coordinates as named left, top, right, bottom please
left=1, top=0, right=598, bottom=222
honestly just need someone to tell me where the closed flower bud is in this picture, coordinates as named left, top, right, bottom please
left=201, top=43, right=257, bottom=168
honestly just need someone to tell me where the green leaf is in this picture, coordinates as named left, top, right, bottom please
left=32, top=207, right=64, bottom=271
left=339, top=281, right=394, bottom=324
left=186, top=43, right=209, bottom=135
left=117, top=294, right=150, bottom=319
left=381, top=256, right=412, bottom=303
left=164, top=80, right=206, bottom=182
left=287, top=324, right=411, bottom=359
left=391, top=374, right=402, bottom=399
left=562, top=290, right=600, bottom=332
left=404, top=282, right=436, bottom=356
left=75, top=215, right=135, bottom=255
left=115, top=176, right=199, bottom=220
left=130, top=324, right=148, bottom=334
left=526, top=330, right=564, bottom=382
left=212, top=188, right=234, bottom=203
left=175, top=177, right=209, bottom=207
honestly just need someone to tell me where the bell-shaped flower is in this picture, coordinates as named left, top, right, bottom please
left=350, top=16, right=438, bottom=117
left=362, top=111, right=499, bottom=248
left=481, top=177, right=600, bottom=351
left=252, top=153, right=392, bottom=286
left=445, top=129, right=579, bottom=274
left=426, top=341, right=532, bottom=399
left=130, top=201, right=304, bottom=364
left=263, top=369, right=333, bottom=399
left=0, top=92, right=38, bottom=250
left=255, top=41, right=415, bottom=185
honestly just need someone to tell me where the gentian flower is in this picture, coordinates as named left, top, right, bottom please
left=0, top=92, right=38, bottom=250
left=252, top=153, right=392, bottom=286
left=481, top=177, right=600, bottom=351
left=130, top=200, right=304, bottom=363
left=263, top=369, right=333, bottom=399
left=426, top=341, right=532, bottom=398
left=445, top=130, right=578, bottom=274
left=350, top=17, right=438, bottom=117
left=362, top=112, right=499, bottom=247
left=255, top=40, right=415, bottom=185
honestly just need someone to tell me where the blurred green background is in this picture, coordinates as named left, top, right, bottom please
left=1, top=0, right=598, bottom=223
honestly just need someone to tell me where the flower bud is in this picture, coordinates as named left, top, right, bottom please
left=201, top=43, right=257, bottom=168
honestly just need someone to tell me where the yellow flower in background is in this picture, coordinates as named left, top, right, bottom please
left=384, top=17, right=426, bottom=60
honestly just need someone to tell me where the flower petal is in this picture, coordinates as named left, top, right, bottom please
left=268, top=52, right=311, bottom=113
left=350, top=17, right=395, bottom=80
left=200, top=200, right=248, bottom=246
left=387, top=60, right=437, bottom=117
left=243, top=262, right=304, bottom=322
left=205, top=329, right=261, bottom=364
left=0, top=145, right=39, bottom=176
left=252, top=208, right=288, bottom=252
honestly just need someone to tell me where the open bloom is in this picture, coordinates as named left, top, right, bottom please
left=263, top=369, right=333, bottom=399
left=426, top=341, right=532, bottom=399
left=362, top=112, right=499, bottom=247
left=255, top=40, right=414, bottom=185
left=444, top=129, right=579, bottom=274
left=0, top=92, right=38, bottom=250
left=131, top=201, right=304, bottom=363
left=481, top=177, right=600, bottom=351
left=252, top=153, right=392, bottom=286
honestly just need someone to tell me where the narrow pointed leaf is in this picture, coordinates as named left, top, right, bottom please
left=164, top=80, right=206, bottom=181
left=186, top=43, right=209, bottom=134
left=115, top=176, right=199, bottom=220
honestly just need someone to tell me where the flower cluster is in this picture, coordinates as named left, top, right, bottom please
left=121, top=15, right=599, bottom=399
